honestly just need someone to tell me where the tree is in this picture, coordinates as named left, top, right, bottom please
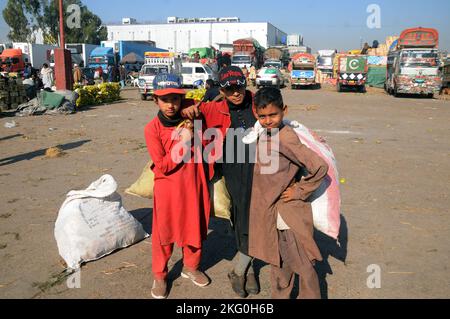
left=2, top=1, right=33, bottom=42
left=2, top=0, right=107, bottom=45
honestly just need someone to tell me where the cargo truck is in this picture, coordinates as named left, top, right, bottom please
left=336, top=54, right=368, bottom=92
left=138, top=51, right=182, bottom=100
left=317, top=50, right=336, bottom=76
left=385, top=27, right=441, bottom=97
left=231, top=38, right=265, bottom=69
left=289, top=53, right=317, bottom=89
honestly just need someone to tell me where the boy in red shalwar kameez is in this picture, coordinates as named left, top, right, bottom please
left=144, top=74, right=211, bottom=299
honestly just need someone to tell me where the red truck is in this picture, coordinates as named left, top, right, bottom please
left=231, top=38, right=265, bottom=69
left=0, top=49, right=25, bottom=73
left=385, top=27, right=441, bottom=97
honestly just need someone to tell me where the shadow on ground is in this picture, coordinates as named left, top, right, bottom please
left=0, top=139, right=91, bottom=166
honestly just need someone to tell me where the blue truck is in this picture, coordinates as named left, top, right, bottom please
left=88, top=41, right=156, bottom=75
left=88, top=47, right=116, bottom=71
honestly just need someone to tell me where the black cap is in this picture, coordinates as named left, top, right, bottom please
left=218, top=66, right=247, bottom=88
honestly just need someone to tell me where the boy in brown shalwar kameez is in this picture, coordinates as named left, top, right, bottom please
left=248, top=87, right=329, bottom=299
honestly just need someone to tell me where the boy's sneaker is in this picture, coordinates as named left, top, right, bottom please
left=151, top=279, right=168, bottom=299
left=181, top=268, right=210, bottom=287
left=246, top=272, right=260, bottom=295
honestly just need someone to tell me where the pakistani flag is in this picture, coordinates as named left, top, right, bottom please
left=346, top=57, right=366, bottom=73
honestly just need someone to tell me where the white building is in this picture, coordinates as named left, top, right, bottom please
left=106, top=18, right=287, bottom=53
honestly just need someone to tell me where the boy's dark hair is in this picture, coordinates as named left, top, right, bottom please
left=205, top=79, right=215, bottom=87
left=254, top=87, right=284, bottom=110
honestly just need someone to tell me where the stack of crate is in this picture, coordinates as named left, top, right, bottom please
left=0, top=76, right=27, bottom=111
left=0, top=77, right=9, bottom=111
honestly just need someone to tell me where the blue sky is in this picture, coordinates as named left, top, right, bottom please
left=1, top=0, right=449, bottom=52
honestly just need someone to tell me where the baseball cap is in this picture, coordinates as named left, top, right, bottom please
left=218, top=66, right=247, bottom=88
left=153, top=73, right=185, bottom=96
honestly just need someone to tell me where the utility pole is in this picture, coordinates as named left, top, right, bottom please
left=54, top=0, right=73, bottom=90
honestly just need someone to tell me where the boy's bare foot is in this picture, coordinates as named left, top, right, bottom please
left=181, top=268, right=211, bottom=287
left=246, top=272, right=260, bottom=295
left=228, top=270, right=248, bottom=298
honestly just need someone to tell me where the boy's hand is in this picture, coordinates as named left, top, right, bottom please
left=280, top=186, right=298, bottom=203
left=181, top=102, right=201, bottom=120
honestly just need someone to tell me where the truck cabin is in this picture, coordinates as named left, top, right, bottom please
left=264, top=60, right=282, bottom=69
left=0, top=49, right=24, bottom=72
left=317, top=55, right=334, bottom=69
left=88, top=55, right=115, bottom=68
left=140, top=65, right=169, bottom=76
left=231, top=55, right=252, bottom=65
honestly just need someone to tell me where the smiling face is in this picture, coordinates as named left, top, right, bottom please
left=255, top=103, right=287, bottom=130
left=220, top=85, right=246, bottom=105
left=154, top=94, right=183, bottom=118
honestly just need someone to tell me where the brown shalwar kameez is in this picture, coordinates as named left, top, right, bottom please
left=248, top=125, right=328, bottom=299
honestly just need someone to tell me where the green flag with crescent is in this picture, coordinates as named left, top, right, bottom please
left=346, top=57, right=366, bottom=73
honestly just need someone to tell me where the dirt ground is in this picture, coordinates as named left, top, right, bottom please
left=0, top=85, right=449, bottom=299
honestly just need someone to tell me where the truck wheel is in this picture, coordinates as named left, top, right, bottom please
left=359, top=85, right=366, bottom=93
left=427, top=93, right=434, bottom=99
left=337, top=83, right=341, bottom=92
left=141, top=94, right=147, bottom=101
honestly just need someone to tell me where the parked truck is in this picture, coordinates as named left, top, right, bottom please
left=336, top=54, right=368, bottom=92
left=317, top=50, right=336, bottom=76
left=138, top=51, right=181, bottom=100
left=65, top=44, right=97, bottom=67
left=0, top=49, right=25, bottom=73
left=385, top=27, right=441, bottom=97
left=50, top=43, right=97, bottom=68
left=264, top=47, right=290, bottom=68
left=88, top=46, right=116, bottom=71
left=10, top=43, right=55, bottom=70
left=441, top=58, right=450, bottom=89
left=231, top=38, right=265, bottom=69
left=100, top=40, right=156, bottom=62
left=289, top=53, right=317, bottom=89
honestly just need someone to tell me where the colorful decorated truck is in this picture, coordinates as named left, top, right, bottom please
left=288, top=53, right=317, bottom=89
left=336, top=54, right=368, bottom=92
left=385, top=27, right=441, bottom=97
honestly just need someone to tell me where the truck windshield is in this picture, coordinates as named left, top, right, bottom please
left=88, top=57, right=108, bottom=64
left=142, top=66, right=168, bottom=75
left=401, top=51, right=438, bottom=68
left=232, top=56, right=251, bottom=63
left=318, top=56, right=333, bottom=66
left=293, top=66, right=314, bottom=71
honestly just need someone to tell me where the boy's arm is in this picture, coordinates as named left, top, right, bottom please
left=144, top=123, right=186, bottom=175
left=281, top=134, right=329, bottom=201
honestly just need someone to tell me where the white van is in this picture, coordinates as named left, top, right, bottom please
left=181, top=62, right=217, bottom=87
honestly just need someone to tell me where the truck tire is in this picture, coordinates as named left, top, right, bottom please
left=337, top=83, right=342, bottom=92
left=141, top=94, right=147, bottom=101
left=427, top=93, right=434, bottom=99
